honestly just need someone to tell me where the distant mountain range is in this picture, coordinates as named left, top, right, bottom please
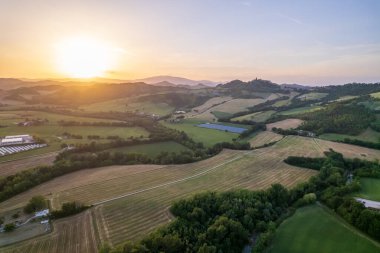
left=0, top=76, right=220, bottom=90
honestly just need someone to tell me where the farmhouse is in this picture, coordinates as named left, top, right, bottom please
left=35, top=209, right=49, bottom=218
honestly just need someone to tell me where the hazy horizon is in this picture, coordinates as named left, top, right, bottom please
left=1, top=0, right=379, bottom=85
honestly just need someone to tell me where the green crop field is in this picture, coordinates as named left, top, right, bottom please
left=370, top=92, right=380, bottom=99
left=211, top=110, right=232, bottom=119
left=269, top=205, right=380, bottom=253
left=319, top=128, right=380, bottom=143
left=161, top=119, right=240, bottom=146
left=278, top=105, right=323, bottom=116
left=334, top=95, right=358, bottom=102
left=298, top=92, right=327, bottom=101
left=107, top=141, right=190, bottom=158
left=357, top=178, right=380, bottom=201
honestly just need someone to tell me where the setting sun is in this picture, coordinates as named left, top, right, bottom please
left=55, top=37, right=114, bottom=78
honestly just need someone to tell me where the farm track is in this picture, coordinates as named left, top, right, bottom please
left=3, top=136, right=380, bottom=252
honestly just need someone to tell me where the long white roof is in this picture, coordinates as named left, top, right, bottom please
left=4, top=134, right=31, bottom=139
left=1, top=138, right=23, bottom=143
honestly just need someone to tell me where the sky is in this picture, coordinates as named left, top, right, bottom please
left=0, top=0, right=379, bottom=85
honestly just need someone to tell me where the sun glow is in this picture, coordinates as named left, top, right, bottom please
left=55, top=37, right=115, bottom=78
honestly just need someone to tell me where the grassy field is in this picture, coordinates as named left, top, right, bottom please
left=4, top=135, right=380, bottom=252
left=335, top=95, right=358, bottom=102
left=211, top=111, right=232, bottom=119
left=298, top=92, right=327, bottom=101
left=319, top=128, right=380, bottom=143
left=231, top=110, right=275, bottom=123
left=278, top=105, right=323, bottom=116
left=269, top=205, right=380, bottom=253
left=81, top=98, right=174, bottom=116
left=370, top=92, right=380, bottom=99
left=357, top=178, right=380, bottom=201
left=161, top=119, right=240, bottom=147
left=107, top=141, right=190, bottom=158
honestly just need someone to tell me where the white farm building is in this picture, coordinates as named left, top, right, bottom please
left=0, top=134, right=34, bottom=146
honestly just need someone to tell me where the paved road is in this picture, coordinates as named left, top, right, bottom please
left=355, top=198, right=380, bottom=210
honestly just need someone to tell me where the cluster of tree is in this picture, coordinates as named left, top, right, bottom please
left=370, top=122, right=380, bottom=132
left=105, top=184, right=292, bottom=253
left=24, top=195, right=48, bottom=214
left=284, top=156, right=326, bottom=170
left=3, top=223, right=16, bottom=232
left=239, top=123, right=267, bottom=138
left=299, top=103, right=375, bottom=135
left=335, top=138, right=380, bottom=151
left=271, top=127, right=315, bottom=137
left=62, top=132, right=83, bottom=139
left=334, top=198, right=380, bottom=240
left=87, top=135, right=101, bottom=140
left=218, top=79, right=289, bottom=98
left=50, top=201, right=90, bottom=219
left=58, top=120, right=134, bottom=127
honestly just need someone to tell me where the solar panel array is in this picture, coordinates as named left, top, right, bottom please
left=0, top=144, right=47, bottom=156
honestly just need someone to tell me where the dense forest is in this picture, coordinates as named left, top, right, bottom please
left=299, top=103, right=375, bottom=135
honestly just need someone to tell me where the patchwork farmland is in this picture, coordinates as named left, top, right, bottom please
left=2, top=136, right=380, bottom=252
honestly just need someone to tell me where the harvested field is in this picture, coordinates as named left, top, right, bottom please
left=1, top=210, right=99, bottom=253
left=190, top=98, right=269, bottom=121
left=0, top=152, right=58, bottom=177
left=249, top=131, right=283, bottom=148
left=3, top=136, right=380, bottom=251
left=267, top=118, right=304, bottom=130
left=231, top=110, right=275, bottom=123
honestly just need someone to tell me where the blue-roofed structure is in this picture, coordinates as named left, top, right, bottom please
left=197, top=123, right=247, bottom=134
